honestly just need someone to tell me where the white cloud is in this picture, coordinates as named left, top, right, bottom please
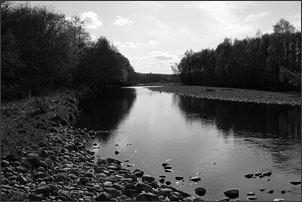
left=128, top=51, right=183, bottom=74
left=148, top=40, right=161, bottom=46
left=113, top=16, right=134, bottom=26
left=80, top=11, right=102, bottom=29
left=113, top=41, right=136, bottom=48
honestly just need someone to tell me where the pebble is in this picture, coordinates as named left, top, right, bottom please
left=142, top=175, right=155, bottom=183
left=194, top=187, right=206, bottom=196
left=247, top=192, right=255, bottom=196
left=245, top=174, right=254, bottom=178
left=281, top=190, right=286, bottom=194
left=273, top=199, right=285, bottom=201
left=175, top=176, right=184, bottom=180
left=190, top=176, right=201, bottom=182
left=268, top=190, right=274, bottom=194
left=290, top=181, right=301, bottom=185
left=247, top=196, right=258, bottom=200
left=224, top=188, right=239, bottom=199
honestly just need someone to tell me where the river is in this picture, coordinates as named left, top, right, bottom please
left=76, top=86, right=301, bottom=201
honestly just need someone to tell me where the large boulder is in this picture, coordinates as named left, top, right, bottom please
left=136, top=192, right=159, bottom=201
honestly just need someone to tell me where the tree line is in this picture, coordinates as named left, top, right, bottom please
left=1, top=2, right=136, bottom=101
left=173, top=19, right=301, bottom=92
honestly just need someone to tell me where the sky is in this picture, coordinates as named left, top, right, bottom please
left=28, top=1, right=301, bottom=74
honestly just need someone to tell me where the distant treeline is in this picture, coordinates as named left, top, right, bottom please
left=134, top=73, right=179, bottom=83
left=1, top=2, right=136, bottom=101
left=173, top=19, right=301, bottom=92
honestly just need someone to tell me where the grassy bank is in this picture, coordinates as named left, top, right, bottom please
left=146, top=84, right=301, bottom=106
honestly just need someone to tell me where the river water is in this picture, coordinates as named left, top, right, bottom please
left=77, top=86, right=301, bottom=201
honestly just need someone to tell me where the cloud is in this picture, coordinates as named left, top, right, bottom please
left=90, top=34, right=98, bottom=42
left=148, top=40, right=161, bottom=46
left=113, top=41, right=136, bottom=48
left=127, top=51, right=183, bottom=74
left=80, top=11, right=102, bottom=29
left=113, top=16, right=134, bottom=26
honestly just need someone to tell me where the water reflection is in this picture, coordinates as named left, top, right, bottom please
left=76, top=88, right=136, bottom=142
left=174, top=94, right=301, bottom=140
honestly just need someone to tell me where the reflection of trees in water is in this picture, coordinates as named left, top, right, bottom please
left=175, top=95, right=301, bottom=171
left=76, top=88, right=137, bottom=142
left=175, top=95, right=301, bottom=140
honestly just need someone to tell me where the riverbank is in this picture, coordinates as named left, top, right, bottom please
left=146, top=84, right=301, bottom=106
left=0, top=90, right=195, bottom=201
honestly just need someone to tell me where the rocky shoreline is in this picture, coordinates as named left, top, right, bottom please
left=146, top=85, right=301, bottom=106
left=1, top=88, right=299, bottom=201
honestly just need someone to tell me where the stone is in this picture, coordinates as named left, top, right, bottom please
left=244, top=174, right=254, bottom=178
left=259, top=188, right=265, bottom=192
left=165, top=181, right=171, bottom=185
left=158, top=188, right=173, bottom=197
left=136, top=182, right=154, bottom=193
left=224, top=189, right=239, bottom=199
left=194, top=187, right=206, bottom=196
left=268, top=190, right=274, bottom=194
left=175, top=176, right=184, bottom=180
left=29, top=194, right=45, bottom=201
left=35, top=186, right=51, bottom=195
left=247, top=197, right=258, bottom=200
left=142, top=175, right=155, bottom=183
left=134, top=171, right=144, bottom=178
left=273, top=199, right=285, bottom=201
left=1, top=160, right=10, bottom=167
left=165, top=169, right=173, bottom=173
left=124, top=183, right=136, bottom=190
left=115, top=151, right=120, bottom=155
left=17, top=175, right=28, bottom=184
left=162, top=163, right=170, bottom=167
left=254, top=172, right=261, bottom=176
left=193, top=198, right=205, bottom=201
left=123, top=188, right=138, bottom=198
left=96, top=192, right=113, bottom=201
left=247, top=192, right=255, bottom=196
left=190, top=176, right=201, bottom=182
left=262, top=171, right=272, bottom=177
left=79, top=177, right=89, bottom=185
left=164, top=165, right=172, bottom=169
left=290, top=181, right=301, bottom=185
left=68, top=173, right=78, bottom=180
left=170, top=194, right=180, bottom=201
left=85, top=172, right=94, bottom=178
left=104, top=181, right=113, bottom=187
left=16, top=166, right=27, bottom=173
left=33, top=172, right=47, bottom=179
left=135, top=192, right=159, bottom=201
left=281, top=190, right=286, bottom=194
left=159, top=178, right=165, bottom=183
left=104, top=188, right=121, bottom=197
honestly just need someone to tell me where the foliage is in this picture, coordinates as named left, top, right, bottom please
left=174, top=19, right=301, bottom=92
left=1, top=2, right=135, bottom=101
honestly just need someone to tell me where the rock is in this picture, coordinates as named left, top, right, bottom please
left=32, top=172, right=47, bottom=179
left=281, top=190, right=286, bottom=194
left=68, top=173, right=78, bottom=180
left=29, top=194, right=45, bottom=201
left=134, top=171, right=144, bottom=178
left=1, top=160, right=10, bottom=167
left=124, top=183, right=136, bottom=190
left=267, top=190, right=274, bottom=194
left=159, top=178, right=165, bottom=183
left=190, top=176, right=201, bottom=182
left=247, top=197, right=258, bottom=200
left=259, top=188, right=265, bottom=192
left=165, top=181, right=171, bottom=185
left=79, top=177, right=89, bottom=185
left=218, top=197, right=230, bottom=201
left=164, top=165, right=172, bottom=169
left=123, top=188, right=138, bottom=198
left=158, top=188, right=173, bottom=197
left=194, top=187, right=206, bottom=196
left=170, top=194, right=180, bottom=201
left=165, top=169, right=173, bottom=173
left=107, top=165, right=118, bottom=170
left=35, top=186, right=51, bottom=195
left=175, top=176, right=184, bottom=180
left=247, top=192, right=255, bottom=196
left=104, top=181, right=113, bottom=187
left=254, top=172, right=261, bottom=176
left=85, top=172, right=94, bottom=178
left=162, top=163, right=170, bottom=167
left=16, top=166, right=27, bottom=173
left=193, top=198, right=205, bottom=201
left=96, top=192, right=113, bottom=201
left=136, top=182, right=154, bottom=193
left=244, top=174, right=254, bottom=178
left=17, top=175, right=28, bottom=184
left=273, top=199, right=285, bottom=201
left=262, top=171, right=272, bottom=177
left=142, top=175, right=155, bottom=183
left=26, top=153, right=40, bottom=167
left=136, top=192, right=159, bottom=201
left=115, top=151, right=120, bottom=155
left=224, top=189, right=239, bottom=199
left=104, top=188, right=121, bottom=197
left=290, top=181, right=301, bottom=185
left=38, top=161, right=48, bottom=168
